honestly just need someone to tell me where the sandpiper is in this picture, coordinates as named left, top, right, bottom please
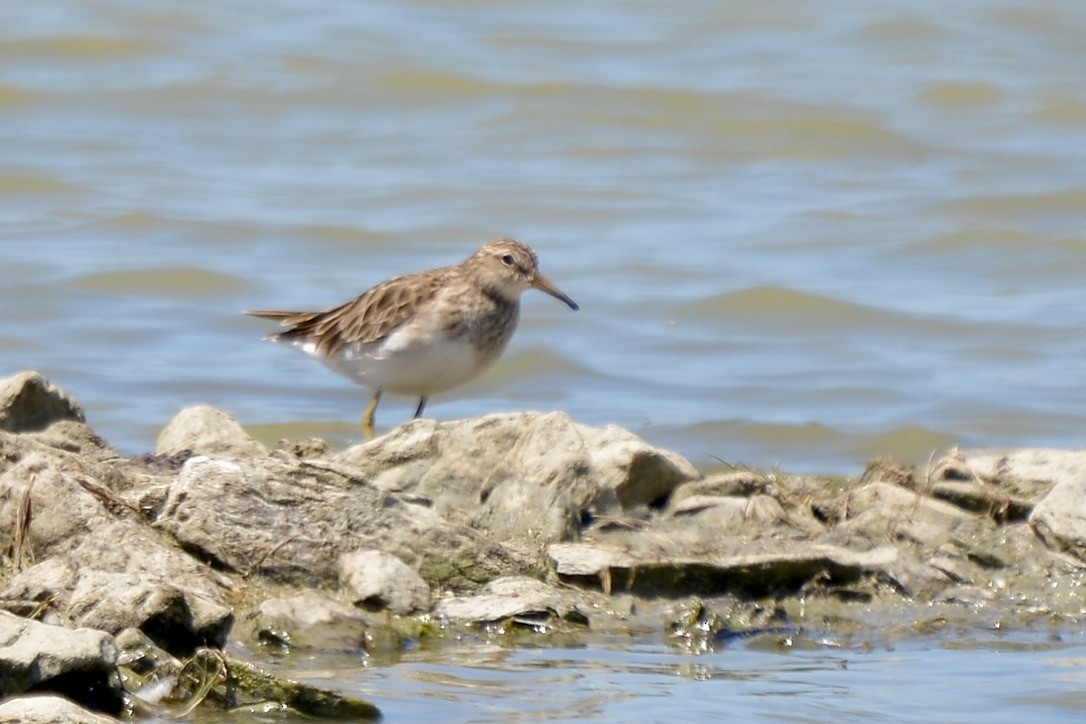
left=247, top=238, right=578, bottom=439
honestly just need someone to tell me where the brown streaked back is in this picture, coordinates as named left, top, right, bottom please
left=245, top=267, right=449, bottom=357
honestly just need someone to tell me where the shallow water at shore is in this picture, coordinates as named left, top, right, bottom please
left=222, top=632, right=1086, bottom=722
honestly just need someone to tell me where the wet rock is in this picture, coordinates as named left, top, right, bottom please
left=0, top=371, right=85, bottom=434
left=928, top=549, right=976, bottom=584
left=0, top=611, right=123, bottom=716
left=0, top=694, right=119, bottom=724
left=5, top=369, right=1086, bottom=707
left=548, top=541, right=898, bottom=598
left=250, top=591, right=373, bottom=653
left=934, top=585, right=997, bottom=607
left=155, top=405, right=267, bottom=459
left=338, top=549, right=431, bottom=615
left=665, top=597, right=790, bottom=653
left=334, top=412, right=700, bottom=544
left=434, top=576, right=590, bottom=625
left=175, top=652, right=381, bottom=719
left=114, top=627, right=181, bottom=688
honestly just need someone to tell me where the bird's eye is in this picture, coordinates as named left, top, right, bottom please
left=501, top=254, right=515, bottom=267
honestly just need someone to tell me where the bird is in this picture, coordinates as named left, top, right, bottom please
left=246, top=238, right=578, bottom=440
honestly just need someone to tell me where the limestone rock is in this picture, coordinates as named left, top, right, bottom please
left=929, top=480, right=1032, bottom=521
left=21, top=420, right=118, bottom=461
left=930, top=448, right=1080, bottom=506
left=338, top=549, right=431, bottom=615
left=156, top=454, right=525, bottom=590
left=0, top=452, right=115, bottom=561
left=155, top=405, right=267, bottom=459
left=666, top=494, right=750, bottom=528
left=250, top=591, right=374, bottom=652
left=671, top=471, right=771, bottom=502
left=259, top=591, right=365, bottom=628
left=3, top=547, right=233, bottom=656
left=1029, top=472, right=1086, bottom=562
left=0, top=372, right=84, bottom=434
left=434, top=576, right=588, bottom=625
left=334, top=412, right=700, bottom=544
left=0, top=611, right=123, bottom=716
left=840, top=482, right=979, bottom=537
left=0, top=694, right=119, bottom=724
left=0, top=453, right=233, bottom=655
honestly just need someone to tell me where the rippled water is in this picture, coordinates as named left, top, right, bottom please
left=4, top=1, right=1086, bottom=717
left=234, top=632, right=1086, bottom=722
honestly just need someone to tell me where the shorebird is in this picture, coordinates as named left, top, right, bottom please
left=247, top=238, right=578, bottom=439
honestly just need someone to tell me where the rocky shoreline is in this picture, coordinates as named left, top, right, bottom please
left=1, top=370, right=1085, bottom=721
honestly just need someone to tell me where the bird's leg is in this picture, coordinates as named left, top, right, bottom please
left=362, top=389, right=382, bottom=441
left=413, top=397, right=427, bottom=419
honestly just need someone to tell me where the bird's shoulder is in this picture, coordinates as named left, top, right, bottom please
left=294, top=268, right=451, bottom=354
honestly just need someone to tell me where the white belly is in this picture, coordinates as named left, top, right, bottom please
left=297, top=327, right=503, bottom=397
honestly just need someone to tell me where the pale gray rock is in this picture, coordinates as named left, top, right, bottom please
left=338, top=549, right=431, bottom=615
left=334, top=412, right=700, bottom=544
left=250, top=591, right=376, bottom=653
left=155, top=404, right=267, bottom=459
left=259, top=591, right=366, bottom=628
left=0, top=452, right=114, bottom=560
left=840, top=482, right=978, bottom=535
left=931, top=448, right=1086, bottom=559
left=1029, top=471, right=1086, bottom=562
left=931, top=448, right=1079, bottom=506
left=3, top=542, right=233, bottom=655
left=665, top=494, right=788, bottom=529
left=0, top=611, right=122, bottom=715
left=434, top=576, right=588, bottom=625
left=0, top=695, right=118, bottom=724
left=667, top=495, right=750, bottom=528
left=156, top=453, right=525, bottom=590
left=670, top=471, right=771, bottom=502
left=0, top=371, right=84, bottom=434
left=0, top=453, right=233, bottom=654
left=20, top=420, right=118, bottom=461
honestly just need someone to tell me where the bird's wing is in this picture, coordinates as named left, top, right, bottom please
left=246, top=268, right=448, bottom=356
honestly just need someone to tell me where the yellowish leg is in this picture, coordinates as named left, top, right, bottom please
left=362, top=389, right=382, bottom=441
left=413, top=397, right=427, bottom=419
